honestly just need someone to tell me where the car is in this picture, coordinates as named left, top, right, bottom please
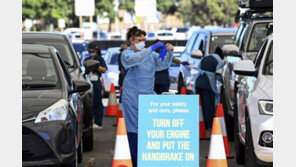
left=177, top=28, right=237, bottom=94
left=147, top=32, right=156, bottom=40
left=101, top=47, right=121, bottom=97
left=173, top=27, right=189, bottom=40
left=233, top=34, right=273, bottom=166
left=93, top=30, right=108, bottom=40
left=168, top=46, right=185, bottom=92
left=154, top=30, right=175, bottom=40
left=22, top=44, right=91, bottom=166
left=22, top=32, right=95, bottom=151
left=221, top=10, right=273, bottom=141
left=72, top=40, right=90, bottom=64
left=64, top=27, right=83, bottom=40
left=107, top=32, right=122, bottom=40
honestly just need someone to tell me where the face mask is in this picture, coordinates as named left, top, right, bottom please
left=135, top=41, right=145, bottom=51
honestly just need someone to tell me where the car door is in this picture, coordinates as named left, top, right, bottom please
left=237, top=39, right=269, bottom=141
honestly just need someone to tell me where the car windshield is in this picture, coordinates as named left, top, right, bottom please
left=109, top=52, right=120, bottom=65
left=158, top=33, right=173, bottom=36
left=22, top=53, right=61, bottom=89
left=209, top=35, right=235, bottom=54
left=263, top=42, right=273, bottom=75
left=23, top=39, right=77, bottom=69
left=247, top=23, right=270, bottom=52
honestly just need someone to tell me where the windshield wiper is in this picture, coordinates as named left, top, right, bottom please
left=22, top=83, right=56, bottom=90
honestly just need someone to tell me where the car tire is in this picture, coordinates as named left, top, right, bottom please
left=83, top=126, right=93, bottom=151
left=245, top=112, right=265, bottom=167
left=177, top=73, right=185, bottom=94
left=77, top=138, right=83, bottom=163
left=234, top=103, right=245, bottom=164
left=221, top=88, right=234, bottom=141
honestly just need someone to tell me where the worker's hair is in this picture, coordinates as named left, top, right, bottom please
left=126, top=26, right=146, bottom=45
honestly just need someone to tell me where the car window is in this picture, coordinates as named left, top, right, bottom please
left=185, top=33, right=199, bottom=54
left=148, top=32, right=155, bottom=38
left=263, top=42, right=273, bottom=75
left=247, top=23, right=270, bottom=52
left=254, top=39, right=268, bottom=69
left=209, top=35, right=235, bottom=54
left=176, top=28, right=188, bottom=33
left=238, top=25, right=248, bottom=50
left=191, top=33, right=205, bottom=53
left=234, top=23, right=244, bottom=45
left=108, top=52, right=120, bottom=65
left=22, top=39, right=77, bottom=69
left=22, top=53, right=61, bottom=88
left=56, top=52, right=72, bottom=87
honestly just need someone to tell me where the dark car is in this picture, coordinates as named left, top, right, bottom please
left=72, top=40, right=90, bottom=64
left=22, top=44, right=91, bottom=166
left=23, top=32, right=95, bottom=151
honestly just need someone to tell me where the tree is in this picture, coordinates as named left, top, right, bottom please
left=179, top=0, right=238, bottom=26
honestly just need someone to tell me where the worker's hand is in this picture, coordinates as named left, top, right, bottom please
left=151, top=42, right=165, bottom=51
left=166, top=43, right=174, bottom=51
left=158, top=47, right=168, bottom=61
left=181, top=61, right=190, bottom=66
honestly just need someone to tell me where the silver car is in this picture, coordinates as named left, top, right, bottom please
left=233, top=34, right=273, bottom=166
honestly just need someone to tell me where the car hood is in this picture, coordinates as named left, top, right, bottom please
left=257, top=75, right=273, bottom=100
left=22, top=89, right=63, bottom=120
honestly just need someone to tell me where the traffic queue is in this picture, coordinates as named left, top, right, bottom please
left=22, top=1, right=273, bottom=167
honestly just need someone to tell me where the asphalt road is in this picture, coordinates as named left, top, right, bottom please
left=78, top=98, right=245, bottom=167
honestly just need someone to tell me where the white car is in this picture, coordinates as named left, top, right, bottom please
left=107, top=32, right=122, bottom=40
left=101, top=47, right=121, bottom=97
left=233, top=34, right=273, bottom=166
left=154, top=30, right=175, bottom=40
left=169, top=46, right=185, bottom=92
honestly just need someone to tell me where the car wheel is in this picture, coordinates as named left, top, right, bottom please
left=221, top=88, right=234, bottom=141
left=234, top=103, right=245, bottom=164
left=177, top=73, right=185, bottom=94
left=245, top=112, right=265, bottom=167
left=77, top=138, right=83, bottom=163
left=83, top=126, right=94, bottom=151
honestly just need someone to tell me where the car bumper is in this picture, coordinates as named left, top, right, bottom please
left=22, top=119, right=75, bottom=166
left=251, top=114, right=273, bottom=162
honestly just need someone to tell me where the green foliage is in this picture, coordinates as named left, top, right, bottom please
left=157, top=0, right=177, bottom=15
left=95, top=0, right=115, bottom=23
left=179, top=0, right=238, bottom=26
left=119, top=0, right=135, bottom=15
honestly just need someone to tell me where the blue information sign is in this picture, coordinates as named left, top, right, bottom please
left=138, top=95, right=199, bottom=167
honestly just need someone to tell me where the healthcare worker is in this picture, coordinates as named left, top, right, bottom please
left=153, top=40, right=190, bottom=94
left=84, top=46, right=107, bottom=129
left=121, top=26, right=174, bottom=166
left=194, top=47, right=224, bottom=129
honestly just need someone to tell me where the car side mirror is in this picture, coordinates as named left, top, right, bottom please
left=222, top=44, right=241, bottom=58
left=233, top=60, right=257, bottom=77
left=191, top=50, right=203, bottom=59
left=70, top=80, right=91, bottom=93
left=84, top=59, right=100, bottom=73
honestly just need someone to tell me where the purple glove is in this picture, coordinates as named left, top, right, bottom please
left=182, top=61, right=190, bottom=66
left=158, top=47, right=167, bottom=61
left=151, top=42, right=165, bottom=51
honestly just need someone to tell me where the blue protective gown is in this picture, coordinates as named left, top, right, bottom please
left=121, top=47, right=173, bottom=133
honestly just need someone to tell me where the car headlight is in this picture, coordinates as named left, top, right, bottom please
left=258, top=100, right=273, bottom=115
left=35, top=99, right=69, bottom=123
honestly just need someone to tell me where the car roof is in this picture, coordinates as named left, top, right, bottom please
left=22, top=32, right=67, bottom=40
left=193, top=28, right=237, bottom=35
left=22, top=44, right=55, bottom=55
